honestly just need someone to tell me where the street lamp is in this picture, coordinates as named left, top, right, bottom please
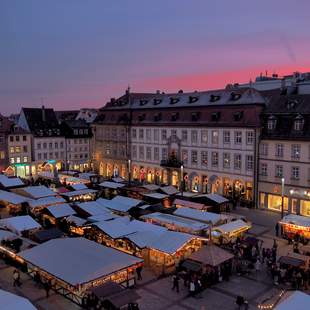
left=281, top=177, right=285, bottom=219
left=128, top=159, right=131, bottom=186
left=180, top=164, right=184, bottom=196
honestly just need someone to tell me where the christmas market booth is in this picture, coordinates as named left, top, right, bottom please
left=60, top=188, right=98, bottom=202
left=0, top=189, right=31, bottom=215
left=193, top=193, right=231, bottom=213
left=17, top=238, right=143, bottom=306
left=173, top=198, right=209, bottom=211
left=0, top=174, right=25, bottom=190
left=27, top=196, right=66, bottom=216
left=12, top=185, right=57, bottom=200
left=42, top=203, right=76, bottom=226
left=279, top=214, right=310, bottom=242
left=211, top=220, right=251, bottom=244
left=98, top=181, right=125, bottom=198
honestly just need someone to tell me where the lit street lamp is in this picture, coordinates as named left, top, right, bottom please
left=180, top=164, right=184, bottom=196
left=128, top=159, right=131, bottom=186
left=281, top=177, right=285, bottom=219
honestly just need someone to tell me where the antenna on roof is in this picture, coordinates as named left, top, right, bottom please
left=126, top=85, right=131, bottom=95
left=265, top=70, right=268, bottom=77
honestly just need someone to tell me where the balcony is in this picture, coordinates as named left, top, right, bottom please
left=160, top=157, right=183, bottom=168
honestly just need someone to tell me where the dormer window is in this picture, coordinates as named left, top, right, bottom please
left=139, top=99, right=148, bottom=106
left=210, top=95, right=220, bottom=102
left=230, top=92, right=242, bottom=101
left=171, top=112, right=179, bottom=121
left=153, top=98, right=162, bottom=105
left=267, top=116, right=277, bottom=130
left=294, top=115, right=304, bottom=131
left=170, top=98, right=179, bottom=105
left=211, top=112, right=220, bottom=121
left=233, top=111, right=243, bottom=121
left=188, top=96, right=199, bottom=104
left=191, top=112, right=200, bottom=121
left=138, top=114, right=146, bottom=122
left=154, top=113, right=162, bottom=122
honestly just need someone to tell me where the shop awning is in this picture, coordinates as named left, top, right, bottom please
left=278, top=256, right=305, bottom=267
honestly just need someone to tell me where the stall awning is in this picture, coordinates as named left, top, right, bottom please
left=61, top=188, right=97, bottom=198
left=71, top=183, right=88, bottom=191
left=159, top=185, right=179, bottom=196
left=13, top=186, right=57, bottom=199
left=212, top=219, right=251, bottom=235
left=28, top=196, right=66, bottom=209
left=195, top=193, right=229, bottom=204
left=143, top=193, right=169, bottom=200
left=275, top=291, right=310, bottom=310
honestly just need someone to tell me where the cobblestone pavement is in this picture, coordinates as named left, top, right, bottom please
left=0, top=207, right=305, bottom=309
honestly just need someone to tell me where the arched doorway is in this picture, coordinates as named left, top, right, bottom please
left=113, top=165, right=119, bottom=177
left=171, top=170, right=179, bottom=187
left=202, top=175, right=208, bottom=193
left=209, top=175, right=220, bottom=194
left=147, top=168, right=154, bottom=183
left=106, top=163, right=113, bottom=177
left=133, top=166, right=139, bottom=180
left=139, top=167, right=146, bottom=182
left=162, top=169, right=168, bottom=185
left=189, top=172, right=200, bottom=192
left=99, top=162, right=104, bottom=176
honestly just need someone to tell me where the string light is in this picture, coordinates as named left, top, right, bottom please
left=257, top=290, right=285, bottom=309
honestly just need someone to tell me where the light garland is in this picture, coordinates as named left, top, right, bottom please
left=257, top=290, right=285, bottom=309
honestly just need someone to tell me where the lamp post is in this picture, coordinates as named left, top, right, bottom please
left=281, top=177, right=285, bottom=219
left=128, top=159, right=131, bottom=186
left=180, top=164, right=184, bottom=196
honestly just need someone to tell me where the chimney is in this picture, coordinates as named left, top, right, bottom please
left=42, top=105, right=46, bottom=122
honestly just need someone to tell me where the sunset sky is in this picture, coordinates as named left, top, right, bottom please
left=1, top=0, right=310, bottom=114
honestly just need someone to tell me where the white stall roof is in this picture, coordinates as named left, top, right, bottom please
left=28, top=196, right=66, bottom=209
left=78, top=173, right=96, bottom=180
left=275, top=291, right=310, bottom=310
left=0, top=175, right=24, bottom=188
left=71, top=183, right=88, bottom=191
left=280, top=214, right=310, bottom=228
left=98, top=196, right=142, bottom=213
left=87, top=213, right=120, bottom=223
left=0, top=229, right=18, bottom=242
left=18, top=186, right=57, bottom=199
left=126, top=231, right=160, bottom=248
left=196, top=193, right=229, bottom=204
left=142, top=184, right=160, bottom=191
left=213, top=219, right=250, bottom=234
left=112, top=177, right=125, bottom=183
left=141, top=212, right=209, bottom=231
left=46, top=203, right=76, bottom=219
left=99, top=181, right=125, bottom=189
left=143, top=192, right=169, bottom=200
left=37, top=171, right=54, bottom=180
left=61, top=188, right=97, bottom=198
left=176, top=192, right=198, bottom=198
left=0, top=189, right=30, bottom=205
left=111, top=196, right=142, bottom=207
left=18, top=238, right=143, bottom=286
left=76, top=201, right=110, bottom=216
left=0, top=289, right=37, bottom=310
left=160, top=185, right=179, bottom=195
left=174, top=207, right=221, bottom=225
left=0, top=216, right=41, bottom=235
left=66, top=215, right=87, bottom=226
left=174, top=199, right=205, bottom=210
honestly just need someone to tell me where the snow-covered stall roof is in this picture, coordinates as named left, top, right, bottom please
left=18, top=238, right=143, bottom=286
left=0, top=189, right=31, bottom=205
left=71, top=183, right=88, bottom=191
left=66, top=215, right=87, bottom=227
left=143, top=193, right=169, bottom=200
left=142, top=184, right=160, bottom=191
left=159, top=185, right=179, bottom=195
left=0, top=216, right=41, bottom=235
left=141, top=212, right=209, bottom=231
left=28, top=196, right=66, bottom=209
left=99, top=181, right=125, bottom=189
left=280, top=214, right=310, bottom=228
left=87, top=213, right=120, bottom=223
left=112, top=177, right=125, bottom=183
left=0, top=289, right=37, bottom=310
left=173, top=207, right=222, bottom=225
left=195, top=193, right=229, bottom=204
left=78, top=173, right=96, bottom=180
left=15, top=186, right=57, bottom=199
left=61, top=188, right=97, bottom=198
left=98, top=196, right=142, bottom=213
left=0, top=174, right=24, bottom=188
left=275, top=291, right=310, bottom=310
left=76, top=201, right=110, bottom=216
left=46, top=203, right=76, bottom=219
left=0, top=229, right=18, bottom=242
left=174, top=199, right=205, bottom=210
left=212, top=219, right=250, bottom=234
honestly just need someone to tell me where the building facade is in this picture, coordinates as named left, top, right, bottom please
left=93, top=88, right=265, bottom=206
left=7, top=126, right=33, bottom=178
left=0, top=114, right=13, bottom=172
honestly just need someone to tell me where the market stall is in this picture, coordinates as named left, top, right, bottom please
left=42, top=203, right=76, bottom=225
left=211, top=219, right=251, bottom=244
left=31, top=227, right=64, bottom=243
left=18, top=238, right=143, bottom=305
left=274, top=290, right=310, bottom=310
left=173, top=198, right=208, bottom=211
left=0, top=174, right=25, bottom=189
left=0, top=189, right=31, bottom=215
left=141, top=212, right=209, bottom=236
left=66, top=215, right=88, bottom=235
left=12, top=186, right=57, bottom=199
left=73, top=201, right=111, bottom=218
left=0, top=289, right=37, bottom=310
left=27, top=196, right=66, bottom=216
left=159, top=185, right=179, bottom=196
left=279, top=214, right=310, bottom=241
left=60, top=188, right=98, bottom=202
left=193, top=193, right=231, bottom=213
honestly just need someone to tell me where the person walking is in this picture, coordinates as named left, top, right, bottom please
left=13, top=270, right=21, bottom=287
left=171, top=274, right=180, bottom=293
left=275, top=223, right=279, bottom=237
left=136, top=266, right=143, bottom=281
left=189, top=280, right=195, bottom=297
left=44, top=279, right=51, bottom=298
left=255, top=259, right=261, bottom=277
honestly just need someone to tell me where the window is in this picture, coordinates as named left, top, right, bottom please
left=223, top=153, right=230, bottom=168
left=139, top=129, right=144, bottom=140
left=146, top=147, right=152, bottom=160
left=246, top=131, right=254, bottom=145
left=154, top=147, right=159, bottom=160
left=223, top=131, right=230, bottom=144
left=0, top=151, right=4, bottom=159
left=182, top=130, right=188, bottom=143
left=146, top=129, right=151, bottom=140
left=294, top=116, right=304, bottom=131
left=234, top=154, right=242, bottom=170
left=162, top=129, right=167, bottom=141
left=246, top=155, right=254, bottom=171
left=79, top=129, right=83, bottom=135
left=162, top=148, right=168, bottom=160
left=201, top=130, right=208, bottom=144
left=10, top=136, right=13, bottom=142
left=260, top=143, right=268, bottom=156
left=15, top=146, right=21, bottom=153
left=55, top=142, right=58, bottom=149
left=201, top=151, right=208, bottom=166
left=38, top=153, right=42, bottom=160
left=49, top=142, right=52, bottom=149
left=37, top=143, right=41, bottom=150
left=132, top=145, right=137, bottom=159
left=16, top=157, right=21, bottom=163
left=60, top=151, right=64, bottom=158
left=10, top=157, right=15, bottom=164
left=291, top=166, right=300, bottom=180
left=49, top=152, right=53, bottom=158
left=74, top=129, right=78, bottom=135
left=154, top=129, right=159, bottom=142
left=131, top=128, right=137, bottom=139
left=15, top=136, right=20, bottom=142
left=191, top=130, right=198, bottom=144
left=55, top=152, right=59, bottom=158
left=275, top=144, right=284, bottom=158
left=84, top=129, right=88, bottom=135
left=211, top=152, right=218, bottom=167
left=234, top=131, right=242, bottom=144
left=275, top=165, right=283, bottom=178
left=171, top=129, right=177, bottom=140
left=211, top=130, right=219, bottom=144
left=291, top=144, right=301, bottom=160
left=10, top=147, right=14, bottom=153
left=260, top=163, right=268, bottom=176
left=191, top=150, right=198, bottom=165
left=23, top=146, right=27, bottom=153
left=182, top=150, right=188, bottom=164
left=22, top=135, right=26, bottom=141
left=60, top=142, right=64, bottom=148
left=267, top=116, right=277, bottom=130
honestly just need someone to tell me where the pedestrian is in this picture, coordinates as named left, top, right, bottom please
left=136, top=266, right=142, bottom=280
left=171, top=274, right=180, bottom=293
left=189, top=280, right=195, bottom=297
left=236, top=296, right=245, bottom=310
left=275, top=223, right=279, bottom=237
left=34, top=271, right=41, bottom=287
left=255, top=259, right=261, bottom=277
left=262, top=248, right=266, bottom=264
left=44, top=279, right=51, bottom=298
left=13, top=269, right=21, bottom=287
